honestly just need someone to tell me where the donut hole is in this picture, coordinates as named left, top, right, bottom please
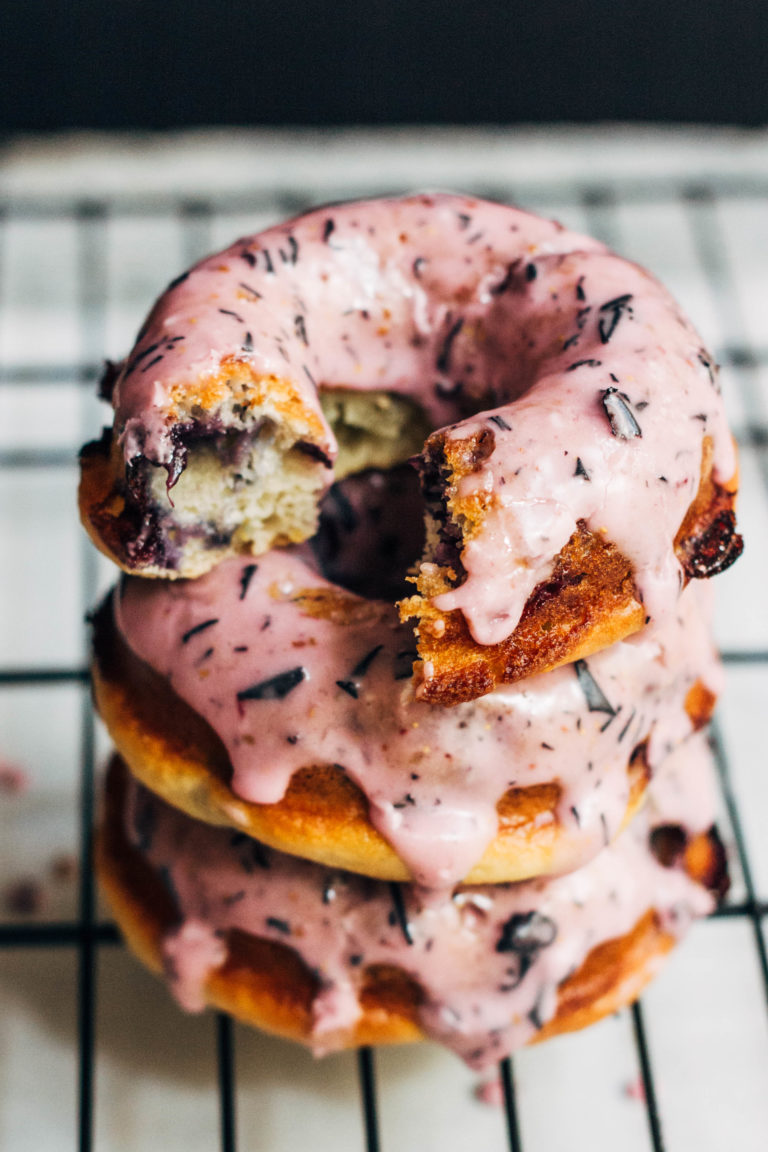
left=320, top=388, right=431, bottom=479
left=312, top=464, right=426, bottom=601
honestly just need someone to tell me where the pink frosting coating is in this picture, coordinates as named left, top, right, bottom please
left=110, top=193, right=735, bottom=643
left=124, top=731, right=719, bottom=1068
left=115, top=549, right=720, bottom=888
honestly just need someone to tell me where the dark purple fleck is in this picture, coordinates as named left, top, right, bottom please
left=237, top=667, right=308, bottom=701
left=280, top=235, right=299, bottom=265
left=239, top=563, right=258, bottom=599
left=219, top=308, right=245, bottom=323
left=238, top=281, right=262, bottom=299
left=698, top=349, right=718, bottom=388
left=389, top=884, right=414, bottom=945
left=489, top=414, right=512, bottom=432
left=336, top=679, right=359, bottom=699
left=457, top=212, right=471, bottom=230
left=295, top=314, right=309, bottom=345
left=436, top=316, right=464, bottom=374
left=574, top=457, right=591, bottom=480
left=242, top=331, right=254, bottom=352
left=600, top=813, right=610, bottom=845
left=617, top=709, right=636, bottom=743
left=600, top=708, right=619, bottom=732
left=598, top=294, right=633, bottom=344
left=181, top=618, right=219, bottom=644
left=266, top=916, right=291, bottom=935
left=575, top=276, right=586, bottom=302
left=574, top=660, right=616, bottom=715
left=263, top=249, right=274, bottom=274
left=240, top=250, right=257, bottom=267
left=286, top=734, right=299, bottom=745
left=566, top=359, right=602, bottom=371
left=141, top=354, right=163, bottom=373
left=303, top=365, right=318, bottom=389
left=528, top=997, right=545, bottom=1031
left=601, top=387, right=642, bottom=439
left=323, top=218, right=335, bottom=242
left=496, top=910, right=557, bottom=955
left=525, top=262, right=537, bottom=281
left=413, top=256, right=426, bottom=278
left=352, top=645, right=384, bottom=678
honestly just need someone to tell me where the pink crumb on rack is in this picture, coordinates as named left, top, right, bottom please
left=475, top=1077, right=504, bottom=1107
left=3, top=878, right=45, bottom=916
left=0, top=761, right=28, bottom=796
left=49, top=853, right=78, bottom=883
left=624, top=1075, right=647, bottom=1102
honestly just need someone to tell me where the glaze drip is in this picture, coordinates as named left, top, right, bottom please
left=115, top=531, right=721, bottom=887
left=123, top=733, right=719, bottom=1067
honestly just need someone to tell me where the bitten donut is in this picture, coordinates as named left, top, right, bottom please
left=92, top=504, right=720, bottom=887
left=98, top=735, right=727, bottom=1068
left=79, top=194, right=742, bottom=702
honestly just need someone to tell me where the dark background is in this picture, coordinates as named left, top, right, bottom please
left=2, top=0, right=767, bottom=131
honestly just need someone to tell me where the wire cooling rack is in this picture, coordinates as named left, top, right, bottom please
left=1, top=144, right=767, bottom=1151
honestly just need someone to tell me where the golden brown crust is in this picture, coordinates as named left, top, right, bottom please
left=401, top=522, right=645, bottom=706
left=97, top=757, right=687, bottom=1055
left=401, top=437, right=741, bottom=705
left=90, top=603, right=665, bottom=886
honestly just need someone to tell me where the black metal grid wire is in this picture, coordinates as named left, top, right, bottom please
left=0, top=171, right=766, bottom=1152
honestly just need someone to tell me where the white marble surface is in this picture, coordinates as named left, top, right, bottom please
left=0, top=128, right=767, bottom=1151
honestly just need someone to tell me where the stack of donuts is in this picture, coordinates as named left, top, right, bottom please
left=81, top=194, right=741, bottom=1067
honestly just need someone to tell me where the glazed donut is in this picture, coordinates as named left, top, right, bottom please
left=98, top=735, right=727, bottom=1068
left=79, top=194, right=742, bottom=702
left=91, top=502, right=720, bottom=887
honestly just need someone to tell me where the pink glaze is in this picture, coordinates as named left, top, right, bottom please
left=115, top=547, right=720, bottom=888
left=111, top=193, right=735, bottom=642
left=123, top=732, right=719, bottom=1068
left=475, top=1077, right=505, bottom=1107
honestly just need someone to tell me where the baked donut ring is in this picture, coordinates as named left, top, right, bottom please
left=79, top=194, right=741, bottom=701
left=98, top=737, right=727, bottom=1068
left=92, top=534, right=720, bottom=888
